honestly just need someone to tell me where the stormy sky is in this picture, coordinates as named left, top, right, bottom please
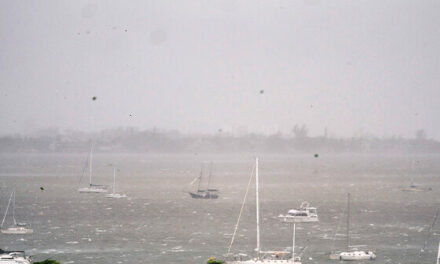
left=1, top=0, right=439, bottom=139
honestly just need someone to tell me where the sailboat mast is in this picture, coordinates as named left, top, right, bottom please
left=197, top=164, right=203, bottom=192
left=113, top=168, right=116, bottom=194
left=256, top=157, right=260, bottom=258
left=347, top=193, right=350, bottom=251
left=207, top=162, right=213, bottom=190
left=12, top=190, right=17, bottom=226
left=1, top=191, right=14, bottom=228
left=292, top=223, right=296, bottom=263
left=437, top=240, right=440, bottom=264
left=89, top=148, right=93, bottom=186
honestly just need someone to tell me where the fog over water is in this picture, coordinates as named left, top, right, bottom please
left=1, top=0, right=440, bottom=138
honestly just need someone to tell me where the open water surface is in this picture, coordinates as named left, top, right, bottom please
left=0, top=153, right=439, bottom=264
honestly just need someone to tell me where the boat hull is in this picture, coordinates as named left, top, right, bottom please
left=1, top=228, right=33, bottom=235
left=279, top=216, right=319, bottom=223
left=337, top=251, right=376, bottom=261
left=0, top=254, right=31, bottom=264
left=106, top=193, right=127, bottom=198
left=227, top=260, right=301, bottom=264
left=78, top=188, right=107, bottom=193
left=189, top=192, right=218, bottom=199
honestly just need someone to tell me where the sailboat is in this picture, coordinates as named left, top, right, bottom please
left=401, top=178, right=431, bottom=192
left=226, top=158, right=301, bottom=264
left=106, top=168, right=127, bottom=198
left=1, top=190, right=33, bottom=235
left=78, top=148, right=108, bottom=193
left=402, top=160, right=431, bottom=192
left=329, top=193, right=375, bottom=261
left=189, top=163, right=219, bottom=199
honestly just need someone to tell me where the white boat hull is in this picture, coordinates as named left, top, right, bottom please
left=0, top=254, right=31, bottom=264
left=337, top=251, right=376, bottom=261
left=1, top=227, right=33, bottom=235
left=78, top=187, right=107, bottom=193
left=227, top=260, right=301, bottom=264
left=279, top=215, right=319, bottom=223
left=106, top=193, right=127, bottom=198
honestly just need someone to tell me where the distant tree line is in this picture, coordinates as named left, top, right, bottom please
left=0, top=127, right=439, bottom=153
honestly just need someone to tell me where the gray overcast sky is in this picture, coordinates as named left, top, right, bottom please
left=1, top=0, right=439, bottom=139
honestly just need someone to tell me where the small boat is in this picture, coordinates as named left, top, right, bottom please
left=0, top=249, right=31, bottom=264
left=402, top=161, right=432, bottom=192
left=78, top=148, right=108, bottom=193
left=329, top=193, right=375, bottom=261
left=189, top=163, right=219, bottom=199
left=225, top=158, right=302, bottom=264
left=106, top=168, right=127, bottom=199
left=1, top=191, right=33, bottom=235
left=279, top=202, right=319, bottom=223
left=401, top=182, right=431, bottom=192
left=337, top=250, right=376, bottom=261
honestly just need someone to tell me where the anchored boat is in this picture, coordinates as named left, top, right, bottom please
left=189, top=162, right=219, bottom=199
left=106, top=168, right=127, bottom=198
left=1, top=190, right=33, bottom=235
left=225, top=158, right=302, bottom=264
left=329, top=193, right=375, bottom=261
left=78, top=147, right=108, bottom=193
left=0, top=249, right=31, bottom=264
left=279, top=202, right=319, bottom=223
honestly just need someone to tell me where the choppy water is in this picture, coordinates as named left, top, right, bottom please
left=0, top=153, right=439, bottom=264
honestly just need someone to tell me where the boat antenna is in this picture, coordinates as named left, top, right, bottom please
left=346, top=193, right=350, bottom=251
left=292, top=223, right=296, bottom=263
left=227, top=162, right=255, bottom=254
left=256, top=157, right=260, bottom=259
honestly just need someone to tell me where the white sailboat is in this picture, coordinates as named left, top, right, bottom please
left=106, top=168, right=127, bottom=198
left=78, top=148, right=108, bottom=193
left=1, top=190, right=33, bottom=235
left=226, top=158, right=302, bottom=264
left=330, top=193, right=375, bottom=261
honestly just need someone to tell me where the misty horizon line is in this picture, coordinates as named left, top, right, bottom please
left=1, top=125, right=436, bottom=141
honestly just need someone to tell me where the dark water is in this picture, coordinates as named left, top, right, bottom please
left=0, top=153, right=439, bottom=264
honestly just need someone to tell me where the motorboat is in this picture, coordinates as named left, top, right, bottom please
left=279, top=202, right=319, bottom=223
left=0, top=250, right=31, bottom=264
